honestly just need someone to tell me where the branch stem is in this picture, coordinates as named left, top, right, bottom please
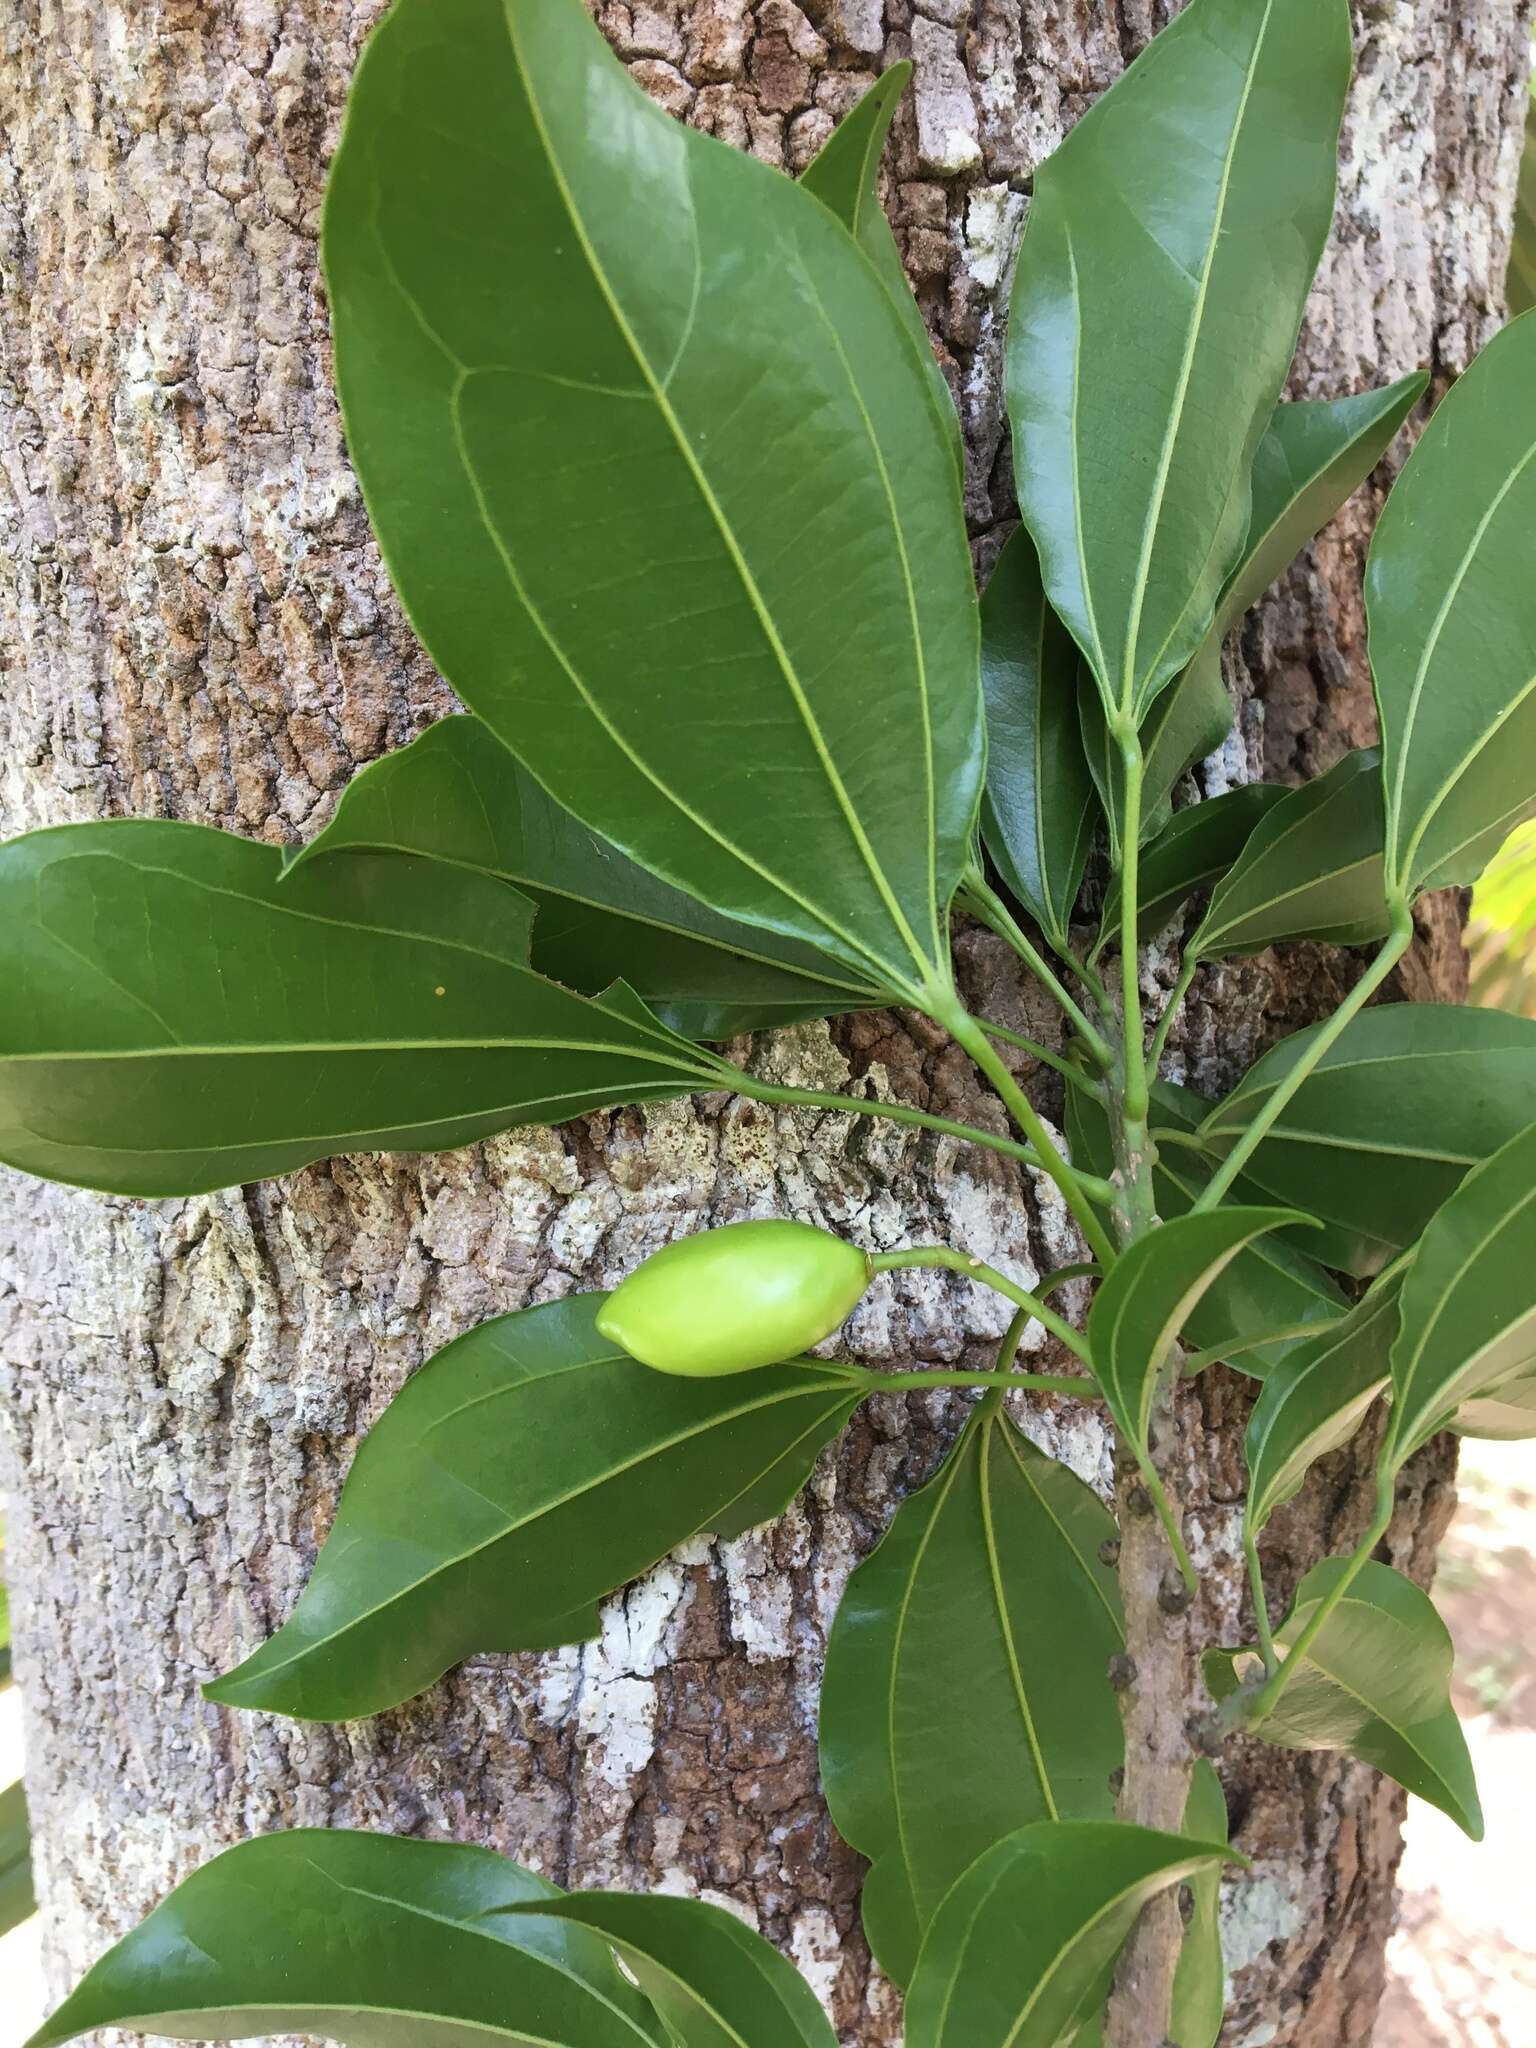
left=960, top=873, right=1116, bottom=1071
left=1148, top=951, right=1198, bottom=1077
left=870, top=1245, right=1092, bottom=1361
left=851, top=1365, right=1101, bottom=1398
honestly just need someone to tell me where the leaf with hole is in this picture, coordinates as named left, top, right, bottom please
left=1387, top=1121, right=1536, bottom=1466
left=294, top=717, right=881, bottom=1040
left=1100, top=783, right=1286, bottom=944
left=1200, top=1005, right=1536, bottom=1276
left=204, top=1295, right=863, bottom=1720
left=799, top=64, right=960, bottom=476
left=325, top=0, right=980, bottom=1004
left=904, top=1821, right=1231, bottom=2048
left=1243, top=1275, right=1398, bottom=1537
left=1008, top=0, right=1350, bottom=722
left=0, top=822, right=723, bottom=1198
left=1193, top=750, right=1391, bottom=958
left=26, top=1831, right=667, bottom=2048
left=496, top=1893, right=839, bottom=2048
left=1206, top=1560, right=1481, bottom=1839
left=1369, top=312, right=1536, bottom=894
left=819, top=1403, right=1123, bottom=1987
left=980, top=526, right=1100, bottom=949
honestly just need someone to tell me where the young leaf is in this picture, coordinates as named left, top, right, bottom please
left=1171, top=1764, right=1229, bottom=2048
left=1387, top=1122, right=1536, bottom=1466
left=1008, top=0, right=1351, bottom=722
left=819, top=1405, right=1123, bottom=1987
left=1243, top=1276, right=1399, bottom=1537
left=1069, top=1084, right=1346, bottom=1379
left=1192, top=750, right=1391, bottom=958
left=1200, top=1005, right=1536, bottom=1276
left=293, top=717, right=881, bottom=1039
left=1453, top=1371, right=1536, bottom=1440
left=204, top=1296, right=863, bottom=1720
left=1100, top=783, right=1286, bottom=943
left=1088, top=1207, right=1306, bottom=1475
left=1207, top=1560, right=1482, bottom=1839
left=497, top=1893, right=838, bottom=2048
left=27, top=1831, right=667, bottom=2048
left=799, top=65, right=961, bottom=475
left=325, top=0, right=980, bottom=1004
left=0, top=822, right=724, bottom=1198
left=904, top=1821, right=1230, bottom=2048
left=980, top=526, right=1100, bottom=950
left=1369, top=312, right=1536, bottom=894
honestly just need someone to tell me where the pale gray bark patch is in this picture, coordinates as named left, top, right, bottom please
left=0, top=2, right=1528, bottom=2043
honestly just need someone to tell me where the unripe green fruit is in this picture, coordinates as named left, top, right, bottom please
left=596, top=1219, right=872, bottom=1376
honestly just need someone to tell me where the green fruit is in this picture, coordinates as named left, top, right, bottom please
left=596, top=1220, right=872, bottom=1376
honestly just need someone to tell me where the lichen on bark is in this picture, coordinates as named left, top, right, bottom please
left=0, top=3, right=1529, bottom=2044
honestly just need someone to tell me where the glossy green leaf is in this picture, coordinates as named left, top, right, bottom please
left=1069, top=1083, right=1345, bottom=1380
left=1200, top=1005, right=1536, bottom=1277
left=1088, top=1207, right=1305, bottom=1472
left=799, top=64, right=961, bottom=477
left=0, top=822, right=723, bottom=1199
left=904, top=1821, right=1229, bottom=2048
left=1008, top=0, right=1350, bottom=723
left=325, top=0, right=980, bottom=1003
left=1243, top=1277, right=1398, bottom=1536
left=27, top=1831, right=667, bottom=2048
left=1369, top=312, right=1536, bottom=894
left=0, top=1779, right=33, bottom=1940
left=1207, top=1560, right=1482, bottom=1839
left=294, top=717, right=880, bottom=1040
left=980, top=526, right=1100, bottom=948
left=1388, top=1122, right=1536, bottom=1466
left=1101, top=784, right=1285, bottom=943
left=820, top=1405, right=1123, bottom=1986
left=1193, top=750, right=1390, bottom=958
left=1171, top=1764, right=1228, bottom=2048
left=205, top=1295, right=862, bottom=1720
left=1452, top=1371, right=1536, bottom=1440
left=499, top=1894, right=837, bottom=2048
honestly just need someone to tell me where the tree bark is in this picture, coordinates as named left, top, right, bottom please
left=0, top=3, right=1528, bottom=2044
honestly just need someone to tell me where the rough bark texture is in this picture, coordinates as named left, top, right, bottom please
left=0, top=3, right=1528, bottom=2044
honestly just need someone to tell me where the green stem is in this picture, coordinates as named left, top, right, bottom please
left=1114, top=727, right=1151, bottom=1138
left=1241, top=1461, right=1397, bottom=1729
left=734, top=1076, right=1045, bottom=1174
left=960, top=874, right=1116, bottom=1072
left=1196, top=904, right=1414, bottom=1212
left=976, top=1016, right=1103, bottom=1093
left=1242, top=1526, right=1279, bottom=1678
left=1147, top=952, right=1197, bottom=1077
left=870, top=1245, right=1093, bottom=1362
left=939, top=1004, right=1119, bottom=1268
left=1138, top=1461, right=1198, bottom=1596
left=1035, top=1261, right=1103, bottom=1297
left=852, top=1365, right=1102, bottom=1398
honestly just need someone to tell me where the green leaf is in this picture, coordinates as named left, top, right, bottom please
left=1206, top=1560, right=1482, bottom=1839
left=1200, top=1004, right=1536, bottom=1277
left=1192, top=750, right=1391, bottom=958
left=0, top=821, right=722, bottom=1198
left=980, top=527, right=1100, bottom=949
left=904, top=1821, right=1230, bottom=2048
left=1170, top=1764, right=1228, bottom=2048
left=819, top=1405, right=1123, bottom=1987
left=1069, top=1083, right=1346, bottom=1380
left=1369, top=312, right=1536, bottom=894
left=325, top=0, right=980, bottom=1004
left=0, top=1780, right=34, bottom=1940
left=799, top=64, right=961, bottom=478
left=1243, top=1276, right=1399, bottom=1537
left=1008, top=0, right=1351, bottom=723
left=1452, top=1371, right=1536, bottom=1441
left=27, top=1830, right=667, bottom=2048
left=1388, top=1122, right=1536, bottom=1465
left=498, top=1893, right=838, bottom=2048
left=1088, top=1207, right=1305, bottom=1473
left=294, top=717, right=880, bottom=1040
left=1101, top=784, right=1286, bottom=943
left=205, top=1296, right=862, bottom=1720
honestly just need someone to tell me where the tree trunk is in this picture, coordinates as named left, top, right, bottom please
left=0, top=3, right=1528, bottom=2044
